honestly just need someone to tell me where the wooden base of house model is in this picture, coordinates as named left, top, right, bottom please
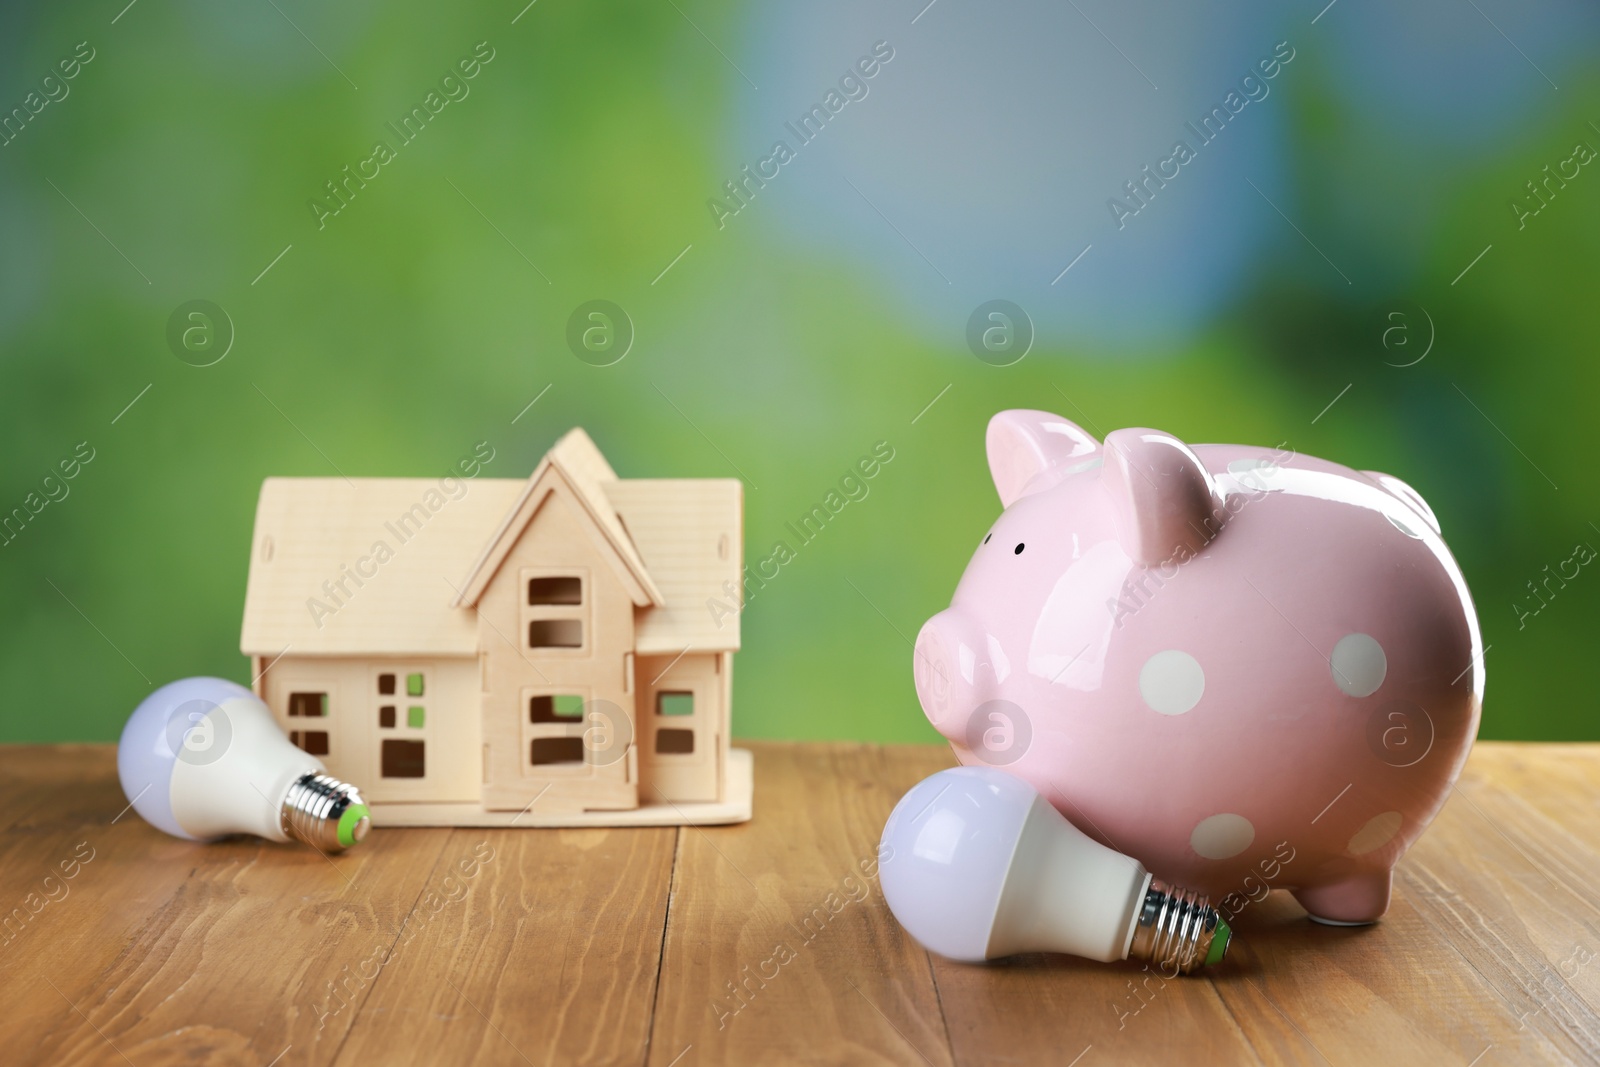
left=239, top=428, right=753, bottom=827
left=362, top=748, right=752, bottom=826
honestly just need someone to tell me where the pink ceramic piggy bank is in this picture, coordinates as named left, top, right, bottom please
left=913, top=410, right=1483, bottom=924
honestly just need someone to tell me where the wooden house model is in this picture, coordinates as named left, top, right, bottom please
left=239, top=428, right=751, bottom=826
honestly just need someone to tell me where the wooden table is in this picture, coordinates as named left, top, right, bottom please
left=2, top=742, right=1597, bottom=1066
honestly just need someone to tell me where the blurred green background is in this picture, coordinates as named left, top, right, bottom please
left=2, top=0, right=1595, bottom=744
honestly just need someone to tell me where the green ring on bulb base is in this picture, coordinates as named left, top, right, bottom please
left=337, top=803, right=371, bottom=848
left=1205, top=919, right=1231, bottom=966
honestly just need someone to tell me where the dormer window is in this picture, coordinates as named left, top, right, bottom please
left=523, top=570, right=587, bottom=652
left=528, top=577, right=583, bottom=605
left=528, top=619, right=583, bottom=648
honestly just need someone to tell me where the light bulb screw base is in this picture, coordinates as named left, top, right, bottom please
left=281, top=773, right=370, bottom=853
left=1127, top=877, right=1230, bottom=974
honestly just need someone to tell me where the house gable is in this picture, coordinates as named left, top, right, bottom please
left=452, top=429, right=662, bottom=610
left=454, top=463, right=656, bottom=611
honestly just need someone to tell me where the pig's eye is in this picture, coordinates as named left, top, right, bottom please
left=1014, top=543, right=1025, bottom=555
left=983, top=533, right=991, bottom=544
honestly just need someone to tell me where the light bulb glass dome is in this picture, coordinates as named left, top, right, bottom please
left=118, top=676, right=258, bottom=839
left=879, top=765, right=1039, bottom=961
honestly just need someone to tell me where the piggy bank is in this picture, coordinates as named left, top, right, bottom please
left=913, top=410, right=1483, bottom=924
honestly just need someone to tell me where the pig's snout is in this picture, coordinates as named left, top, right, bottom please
left=914, top=609, right=997, bottom=742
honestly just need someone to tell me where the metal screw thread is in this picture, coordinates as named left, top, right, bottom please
left=1127, top=877, right=1228, bottom=974
left=280, top=773, right=370, bottom=853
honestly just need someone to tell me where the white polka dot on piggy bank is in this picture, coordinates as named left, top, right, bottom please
left=1191, top=813, right=1256, bottom=860
left=1139, top=650, right=1205, bottom=715
left=1331, top=633, right=1387, bottom=697
left=914, top=411, right=1483, bottom=925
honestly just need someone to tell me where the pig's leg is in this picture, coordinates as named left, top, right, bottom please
left=1293, top=870, right=1392, bottom=925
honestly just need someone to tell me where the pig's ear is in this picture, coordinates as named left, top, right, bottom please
left=986, top=409, right=1100, bottom=507
left=1102, top=428, right=1223, bottom=566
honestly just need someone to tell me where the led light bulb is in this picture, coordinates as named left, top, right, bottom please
left=118, top=677, right=370, bottom=852
left=880, top=767, right=1229, bottom=972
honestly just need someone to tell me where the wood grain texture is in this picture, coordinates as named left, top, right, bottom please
left=336, top=825, right=676, bottom=1066
left=646, top=743, right=955, bottom=1067
left=1, top=741, right=1595, bottom=1066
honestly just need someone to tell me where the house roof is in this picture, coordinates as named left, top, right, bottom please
left=603, top=479, right=743, bottom=656
left=239, top=432, right=743, bottom=658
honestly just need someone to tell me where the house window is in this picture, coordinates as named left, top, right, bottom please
left=382, top=739, right=426, bottom=777
left=655, top=728, right=694, bottom=755
left=522, top=570, right=587, bottom=652
left=378, top=673, right=425, bottom=718
left=528, top=576, right=583, bottom=605
left=530, top=737, right=585, bottom=765
left=286, top=692, right=329, bottom=756
left=528, top=619, right=583, bottom=648
left=657, top=692, right=694, bottom=717
left=290, top=730, right=330, bottom=756
left=378, top=671, right=425, bottom=776
left=530, top=694, right=585, bottom=723
left=524, top=686, right=594, bottom=772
